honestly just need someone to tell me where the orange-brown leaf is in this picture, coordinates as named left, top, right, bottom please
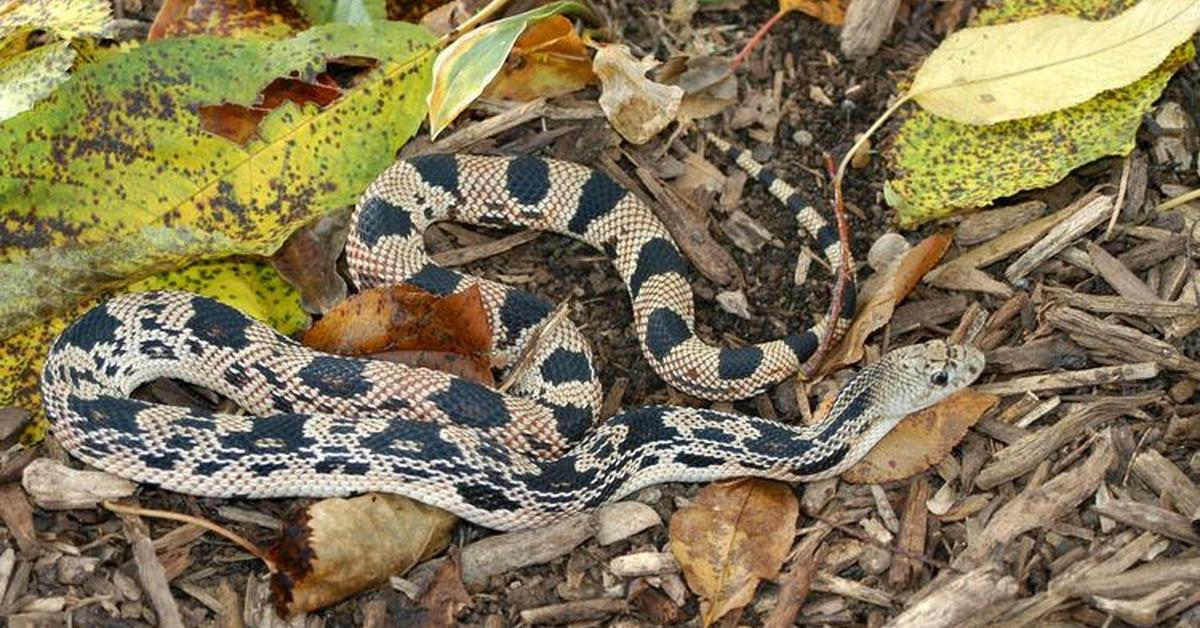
left=823, top=232, right=954, bottom=373
left=268, top=494, right=457, bottom=616
left=842, top=389, right=999, bottom=484
left=669, top=479, right=798, bottom=626
left=302, top=284, right=493, bottom=383
left=148, top=0, right=307, bottom=40
left=483, top=15, right=596, bottom=101
left=418, top=548, right=472, bottom=627
left=779, top=0, right=848, bottom=26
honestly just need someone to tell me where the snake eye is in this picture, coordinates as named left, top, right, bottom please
left=930, top=370, right=949, bottom=386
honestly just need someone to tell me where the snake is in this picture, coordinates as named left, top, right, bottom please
left=41, top=138, right=985, bottom=530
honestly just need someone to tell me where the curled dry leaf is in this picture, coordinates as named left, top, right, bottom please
left=594, top=43, right=684, bottom=145
left=822, top=232, right=953, bottom=373
left=268, top=493, right=458, bottom=616
left=303, top=284, right=494, bottom=384
left=271, top=212, right=350, bottom=315
left=911, top=0, right=1200, bottom=125
left=842, top=389, right=999, bottom=484
left=482, top=14, right=596, bottom=102
left=418, top=548, right=472, bottom=627
left=669, top=478, right=798, bottom=626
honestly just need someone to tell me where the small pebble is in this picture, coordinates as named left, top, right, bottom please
left=857, top=545, right=891, bottom=575
left=792, top=129, right=814, bottom=147
left=57, top=555, right=101, bottom=585
left=751, top=143, right=775, bottom=162
left=867, top=232, right=910, bottom=272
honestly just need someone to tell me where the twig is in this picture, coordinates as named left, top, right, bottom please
left=103, top=500, right=274, bottom=570
left=800, top=153, right=853, bottom=378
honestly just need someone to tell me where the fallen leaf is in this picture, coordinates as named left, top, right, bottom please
left=657, top=55, right=738, bottom=121
left=0, top=0, right=112, bottom=122
left=0, top=22, right=433, bottom=421
left=887, top=1, right=1194, bottom=225
left=428, top=0, right=589, bottom=137
left=303, top=284, right=494, bottom=384
left=594, top=43, right=684, bottom=145
left=910, top=0, right=1200, bottom=125
left=148, top=0, right=308, bottom=40
left=271, top=212, right=350, bottom=315
left=482, top=14, right=596, bottom=102
left=780, top=0, right=847, bottom=26
left=669, top=479, right=798, bottom=626
left=822, top=232, right=953, bottom=373
left=842, top=389, right=999, bottom=484
left=268, top=493, right=458, bottom=616
left=293, top=0, right=387, bottom=25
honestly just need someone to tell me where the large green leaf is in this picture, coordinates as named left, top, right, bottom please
left=0, top=21, right=435, bottom=414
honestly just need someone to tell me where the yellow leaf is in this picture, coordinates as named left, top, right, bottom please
left=0, top=42, right=75, bottom=122
left=669, top=479, right=797, bottom=626
left=0, top=0, right=111, bottom=44
left=911, top=0, right=1200, bottom=124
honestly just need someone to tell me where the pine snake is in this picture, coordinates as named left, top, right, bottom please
left=41, top=140, right=984, bottom=530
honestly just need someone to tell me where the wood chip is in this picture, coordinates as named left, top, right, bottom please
left=888, top=564, right=1017, bottom=628
left=1005, top=193, right=1113, bottom=282
left=975, top=363, right=1159, bottom=396
left=118, top=511, right=185, bottom=628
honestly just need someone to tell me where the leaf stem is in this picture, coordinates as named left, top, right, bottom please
left=833, top=93, right=913, bottom=191
left=103, top=500, right=276, bottom=571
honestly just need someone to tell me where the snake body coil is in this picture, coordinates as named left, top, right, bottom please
left=42, top=144, right=983, bottom=530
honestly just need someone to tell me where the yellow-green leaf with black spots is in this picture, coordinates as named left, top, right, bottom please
left=7, top=258, right=307, bottom=443
left=0, top=21, right=436, bottom=342
left=886, top=0, right=1193, bottom=227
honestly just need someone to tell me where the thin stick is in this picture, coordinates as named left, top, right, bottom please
left=809, top=513, right=958, bottom=572
left=801, top=153, right=854, bottom=378
left=103, top=500, right=275, bottom=570
left=730, top=9, right=787, bottom=71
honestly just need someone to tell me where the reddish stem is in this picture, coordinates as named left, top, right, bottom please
left=731, top=9, right=787, bottom=72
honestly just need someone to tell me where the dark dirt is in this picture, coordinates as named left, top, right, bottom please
left=6, top=0, right=1200, bottom=626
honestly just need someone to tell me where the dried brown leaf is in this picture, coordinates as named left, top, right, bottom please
left=268, top=494, right=458, bottom=616
left=594, top=43, right=683, bottom=145
left=842, top=389, right=999, bottom=484
left=418, top=548, right=472, bottom=627
left=780, top=0, right=848, bottom=26
left=669, top=479, right=798, bottom=626
left=303, top=284, right=494, bottom=384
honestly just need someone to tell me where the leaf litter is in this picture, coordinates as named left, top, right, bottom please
left=4, top=0, right=1200, bottom=625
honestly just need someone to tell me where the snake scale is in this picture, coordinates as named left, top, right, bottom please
left=42, top=139, right=984, bottom=530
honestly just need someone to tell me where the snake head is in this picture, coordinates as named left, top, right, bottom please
left=868, top=339, right=985, bottom=419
